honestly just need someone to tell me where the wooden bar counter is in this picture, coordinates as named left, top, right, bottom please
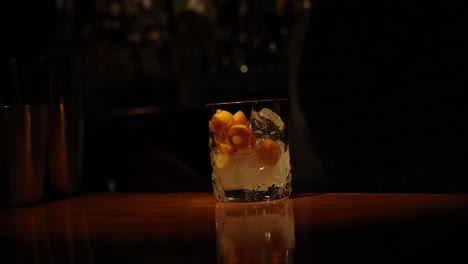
left=1, top=192, right=468, bottom=263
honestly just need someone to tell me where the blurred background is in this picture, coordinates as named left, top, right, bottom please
left=3, top=0, right=467, bottom=195
left=3, top=0, right=311, bottom=194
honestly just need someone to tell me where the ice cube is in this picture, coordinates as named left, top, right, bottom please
left=215, top=163, right=239, bottom=191
left=258, top=108, right=284, bottom=131
left=216, top=146, right=291, bottom=192
left=250, top=109, right=266, bottom=138
left=216, top=152, right=262, bottom=191
left=250, top=108, right=284, bottom=141
left=231, top=152, right=263, bottom=190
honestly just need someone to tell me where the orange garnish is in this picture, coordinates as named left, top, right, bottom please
left=257, top=139, right=281, bottom=166
left=211, top=143, right=234, bottom=169
left=210, top=109, right=235, bottom=143
left=218, top=142, right=235, bottom=155
left=232, top=110, right=248, bottom=126
left=228, top=124, right=256, bottom=149
left=211, top=109, right=234, bottom=132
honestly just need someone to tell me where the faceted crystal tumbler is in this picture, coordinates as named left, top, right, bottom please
left=206, top=98, right=291, bottom=202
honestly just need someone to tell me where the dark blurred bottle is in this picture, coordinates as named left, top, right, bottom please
left=45, top=0, right=85, bottom=197
left=0, top=56, right=49, bottom=206
left=0, top=0, right=54, bottom=207
left=46, top=55, right=85, bottom=197
left=1, top=0, right=85, bottom=204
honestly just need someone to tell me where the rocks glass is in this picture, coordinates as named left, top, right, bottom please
left=207, top=98, right=291, bottom=202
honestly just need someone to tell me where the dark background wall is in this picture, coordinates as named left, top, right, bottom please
left=2, top=1, right=467, bottom=194
left=293, top=1, right=468, bottom=194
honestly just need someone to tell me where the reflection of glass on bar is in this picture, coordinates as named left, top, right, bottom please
left=215, top=199, right=295, bottom=264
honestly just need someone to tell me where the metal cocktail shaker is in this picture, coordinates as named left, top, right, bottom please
left=0, top=105, right=48, bottom=206
left=0, top=54, right=85, bottom=206
left=46, top=54, right=84, bottom=197
left=0, top=57, right=48, bottom=206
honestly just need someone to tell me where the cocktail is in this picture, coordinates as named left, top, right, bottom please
left=207, top=98, right=291, bottom=202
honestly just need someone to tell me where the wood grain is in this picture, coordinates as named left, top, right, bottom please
left=1, top=192, right=467, bottom=263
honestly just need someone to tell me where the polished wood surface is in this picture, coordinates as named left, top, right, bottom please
left=1, top=192, right=468, bottom=263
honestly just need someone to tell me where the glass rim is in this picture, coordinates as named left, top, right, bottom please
left=205, top=98, right=288, bottom=107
